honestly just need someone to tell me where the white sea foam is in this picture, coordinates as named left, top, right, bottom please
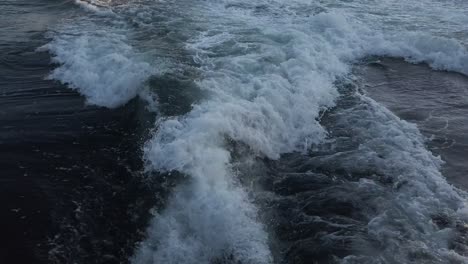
left=371, top=32, right=468, bottom=75
left=331, top=94, right=468, bottom=262
left=74, top=0, right=115, bottom=15
left=41, top=22, right=154, bottom=108
left=132, top=178, right=272, bottom=264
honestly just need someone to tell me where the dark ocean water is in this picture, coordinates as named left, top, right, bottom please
left=1, top=1, right=468, bottom=264
left=1, top=1, right=156, bottom=263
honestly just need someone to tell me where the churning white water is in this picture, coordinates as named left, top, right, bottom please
left=42, top=0, right=468, bottom=263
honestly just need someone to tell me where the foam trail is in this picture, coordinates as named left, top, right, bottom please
left=133, top=3, right=468, bottom=262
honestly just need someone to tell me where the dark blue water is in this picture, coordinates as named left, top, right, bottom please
left=1, top=1, right=156, bottom=263
left=2, top=1, right=468, bottom=264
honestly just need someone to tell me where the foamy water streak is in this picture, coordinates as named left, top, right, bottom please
left=135, top=2, right=468, bottom=262
left=330, top=93, right=468, bottom=262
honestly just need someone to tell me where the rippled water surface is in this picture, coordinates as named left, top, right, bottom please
left=1, top=0, right=468, bottom=263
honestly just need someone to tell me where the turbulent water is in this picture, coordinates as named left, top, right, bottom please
left=2, top=0, right=468, bottom=263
